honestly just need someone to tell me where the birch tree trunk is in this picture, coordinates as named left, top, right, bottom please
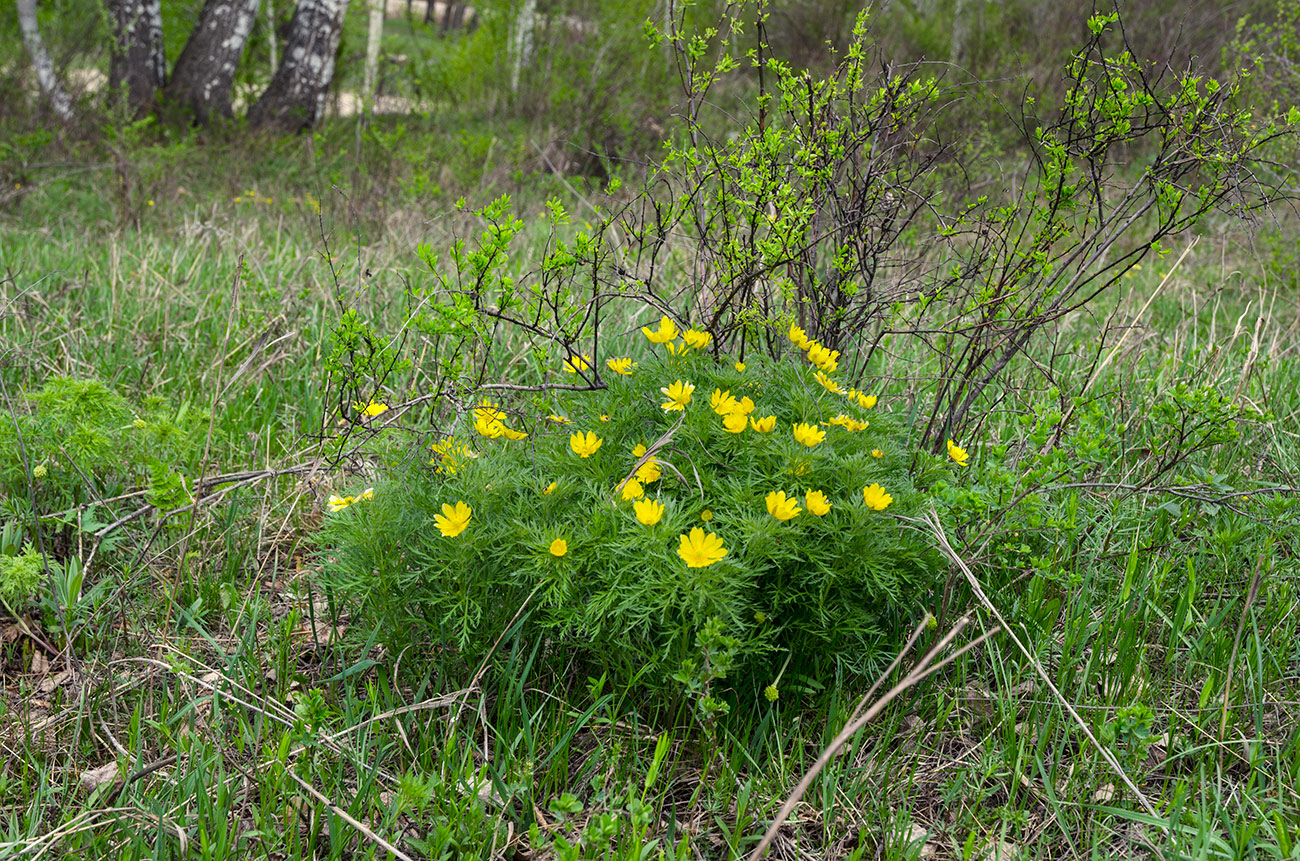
left=951, top=0, right=971, bottom=67
left=247, top=0, right=348, bottom=132
left=508, top=0, right=536, bottom=95
left=362, top=0, right=383, bottom=114
left=107, top=0, right=165, bottom=117
left=17, top=0, right=74, bottom=120
left=266, top=0, right=278, bottom=74
left=164, top=0, right=261, bottom=123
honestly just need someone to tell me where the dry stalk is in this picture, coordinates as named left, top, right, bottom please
left=748, top=612, right=998, bottom=860
left=923, top=507, right=1164, bottom=823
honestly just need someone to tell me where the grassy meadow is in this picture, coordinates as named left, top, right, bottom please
left=4, top=60, right=1300, bottom=861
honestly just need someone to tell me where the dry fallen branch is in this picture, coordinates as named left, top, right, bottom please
left=923, top=507, right=1164, bottom=823
left=748, top=612, right=998, bottom=860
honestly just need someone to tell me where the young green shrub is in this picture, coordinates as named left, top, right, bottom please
left=0, top=543, right=45, bottom=611
left=0, top=377, right=134, bottom=511
left=0, top=377, right=201, bottom=531
left=318, top=324, right=946, bottom=708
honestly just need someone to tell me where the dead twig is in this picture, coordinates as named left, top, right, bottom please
left=749, top=612, right=997, bottom=860
left=923, top=507, right=1164, bottom=823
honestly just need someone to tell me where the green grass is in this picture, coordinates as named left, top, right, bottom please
left=1, top=124, right=1299, bottom=860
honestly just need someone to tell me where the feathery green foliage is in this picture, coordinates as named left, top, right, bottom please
left=319, top=345, right=943, bottom=708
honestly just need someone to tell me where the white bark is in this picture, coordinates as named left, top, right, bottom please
left=17, top=0, right=73, bottom=120
left=509, top=0, right=536, bottom=94
left=166, top=0, right=261, bottom=122
left=266, top=0, right=277, bottom=73
left=247, top=0, right=348, bottom=132
left=363, top=0, right=383, bottom=112
left=145, top=0, right=165, bottom=84
left=108, top=0, right=166, bottom=115
left=951, top=0, right=971, bottom=66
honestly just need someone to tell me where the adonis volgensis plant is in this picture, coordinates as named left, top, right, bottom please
left=319, top=319, right=963, bottom=705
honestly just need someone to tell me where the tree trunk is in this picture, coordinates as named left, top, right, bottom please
left=164, top=0, right=261, bottom=124
left=107, top=0, right=165, bottom=117
left=17, top=0, right=74, bottom=120
left=362, top=0, right=383, bottom=113
left=246, top=0, right=348, bottom=132
left=508, top=0, right=535, bottom=94
left=266, top=0, right=278, bottom=74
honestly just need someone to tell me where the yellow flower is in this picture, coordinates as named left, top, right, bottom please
left=431, top=438, right=479, bottom=475
left=734, top=362, right=746, bottom=372
left=722, top=412, right=748, bottom=433
left=473, top=415, right=506, bottom=438
left=806, top=343, right=840, bottom=373
left=548, top=414, right=571, bottom=424
left=434, top=500, right=473, bottom=537
left=549, top=538, right=568, bottom=557
left=793, top=422, right=826, bottom=447
left=788, top=323, right=811, bottom=350
left=641, top=316, right=679, bottom=344
left=750, top=415, right=776, bottom=433
left=734, top=396, right=756, bottom=416
left=606, top=357, right=636, bottom=375
left=871, top=449, right=884, bottom=459
left=947, top=439, right=969, bottom=467
left=563, top=354, right=593, bottom=373
left=634, top=498, right=665, bottom=525
left=711, top=388, right=736, bottom=414
left=355, top=399, right=389, bottom=417
left=805, top=489, right=831, bottom=516
left=814, top=370, right=844, bottom=394
left=764, top=684, right=779, bottom=702
left=699, top=509, right=714, bottom=521
left=862, top=484, right=893, bottom=511
left=845, top=389, right=878, bottom=409
left=678, top=527, right=727, bottom=568
left=682, top=328, right=712, bottom=350
left=473, top=400, right=516, bottom=437
left=473, top=400, right=505, bottom=423
left=632, top=443, right=647, bottom=457
left=543, top=481, right=557, bottom=495
left=359, top=487, right=375, bottom=501
left=829, top=414, right=869, bottom=432
left=599, top=414, right=611, bottom=422
left=620, top=478, right=645, bottom=501
left=635, top=459, right=662, bottom=484
left=660, top=379, right=695, bottom=412
left=570, top=431, right=604, bottom=458
left=328, top=494, right=355, bottom=512
left=765, top=490, right=802, bottom=521
left=473, top=411, right=525, bottom=439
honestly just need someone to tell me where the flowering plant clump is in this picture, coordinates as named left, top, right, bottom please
left=319, top=338, right=941, bottom=702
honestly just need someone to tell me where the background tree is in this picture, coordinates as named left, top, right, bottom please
left=246, top=0, right=349, bottom=132
left=162, top=0, right=262, bottom=123
left=106, top=0, right=165, bottom=117
left=16, top=0, right=73, bottom=120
